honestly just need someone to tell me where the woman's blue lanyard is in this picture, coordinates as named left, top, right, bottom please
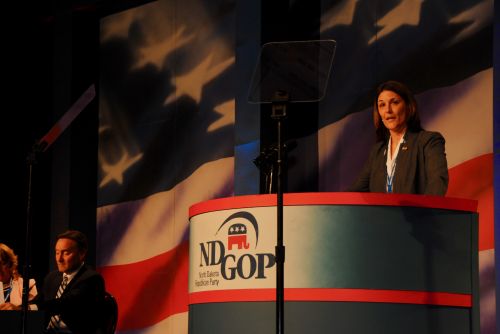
left=387, top=161, right=397, bottom=193
left=3, top=278, right=13, bottom=302
left=386, top=134, right=405, bottom=193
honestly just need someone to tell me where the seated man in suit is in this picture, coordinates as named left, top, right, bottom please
left=33, top=230, right=106, bottom=334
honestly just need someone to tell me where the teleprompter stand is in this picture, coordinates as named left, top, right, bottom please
left=248, top=40, right=336, bottom=334
left=20, top=84, right=95, bottom=334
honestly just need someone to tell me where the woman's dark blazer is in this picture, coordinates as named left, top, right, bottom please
left=349, top=130, right=449, bottom=196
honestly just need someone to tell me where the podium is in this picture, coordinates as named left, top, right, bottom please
left=188, top=193, right=479, bottom=334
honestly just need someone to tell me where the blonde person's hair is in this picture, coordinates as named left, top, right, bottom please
left=0, top=243, right=20, bottom=280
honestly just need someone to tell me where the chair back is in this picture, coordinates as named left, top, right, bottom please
left=101, top=291, right=118, bottom=334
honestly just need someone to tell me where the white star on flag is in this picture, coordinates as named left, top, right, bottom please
left=164, top=53, right=234, bottom=105
left=133, top=26, right=195, bottom=70
left=320, top=0, right=358, bottom=33
left=368, top=0, right=424, bottom=45
left=445, top=0, right=493, bottom=48
left=208, top=99, right=235, bottom=132
left=99, top=147, right=143, bottom=187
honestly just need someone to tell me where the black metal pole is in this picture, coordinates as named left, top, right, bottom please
left=271, top=91, right=288, bottom=334
left=275, top=117, right=285, bottom=334
left=20, top=148, right=39, bottom=334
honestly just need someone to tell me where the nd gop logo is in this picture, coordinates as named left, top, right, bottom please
left=199, top=211, right=275, bottom=280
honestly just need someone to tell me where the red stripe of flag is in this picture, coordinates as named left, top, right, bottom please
left=98, top=241, right=189, bottom=331
left=447, top=153, right=494, bottom=250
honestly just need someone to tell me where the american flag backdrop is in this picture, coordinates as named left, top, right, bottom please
left=96, top=0, right=495, bottom=333
left=97, top=0, right=235, bottom=332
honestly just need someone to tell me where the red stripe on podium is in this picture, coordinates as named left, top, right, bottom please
left=189, top=288, right=472, bottom=307
left=189, top=193, right=477, bottom=218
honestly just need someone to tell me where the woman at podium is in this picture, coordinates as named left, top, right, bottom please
left=349, top=80, right=448, bottom=195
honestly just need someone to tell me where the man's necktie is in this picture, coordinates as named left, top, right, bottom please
left=47, top=275, right=69, bottom=329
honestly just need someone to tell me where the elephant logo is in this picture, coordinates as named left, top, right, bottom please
left=228, top=223, right=250, bottom=250
left=216, top=211, right=259, bottom=251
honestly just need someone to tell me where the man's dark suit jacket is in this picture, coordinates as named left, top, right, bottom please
left=349, top=130, right=449, bottom=196
left=32, top=264, right=106, bottom=334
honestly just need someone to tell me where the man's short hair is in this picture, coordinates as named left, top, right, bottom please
left=56, top=230, right=88, bottom=252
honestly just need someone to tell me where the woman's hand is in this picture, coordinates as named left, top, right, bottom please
left=0, top=302, right=21, bottom=310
